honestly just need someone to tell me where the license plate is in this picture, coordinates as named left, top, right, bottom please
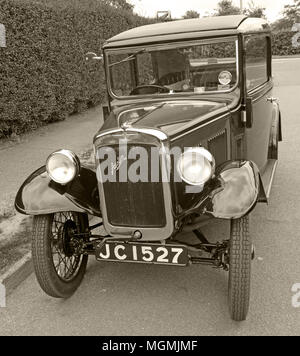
left=95, top=241, right=188, bottom=266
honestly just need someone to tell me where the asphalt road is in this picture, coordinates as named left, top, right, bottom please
left=0, top=58, right=300, bottom=336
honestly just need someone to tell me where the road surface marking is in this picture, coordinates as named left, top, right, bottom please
left=273, top=58, right=300, bottom=63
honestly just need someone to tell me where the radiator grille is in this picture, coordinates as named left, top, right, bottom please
left=208, top=130, right=227, bottom=167
left=98, top=144, right=166, bottom=228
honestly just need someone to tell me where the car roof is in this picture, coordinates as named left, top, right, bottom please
left=103, top=16, right=270, bottom=49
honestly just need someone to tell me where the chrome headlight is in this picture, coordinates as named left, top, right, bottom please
left=46, top=150, right=80, bottom=185
left=177, top=147, right=215, bottom=186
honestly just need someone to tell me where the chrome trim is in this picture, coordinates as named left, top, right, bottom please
left=266, top=160, right=278, bottom=199
left=94, top=127, right=168, bottom=143
left=177, top=147, right=215, bottom=186
left=93, top=129, right=123, bottom=143
left=46, top=149, right=80, bottom=185
left=126, top=128, right=168, bottom=141
left=263, top=159, right=278, bottom=199
left=94, top=129, right=174, bottom=241
left=208, top=129, right=226, bottom=143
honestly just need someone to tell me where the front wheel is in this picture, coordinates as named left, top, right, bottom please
left=228, top=215, right=252, bottom=321
left=32, top=212, right=89, bottom=298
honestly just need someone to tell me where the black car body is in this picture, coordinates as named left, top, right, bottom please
left=15, top=15, right=281, bottom=321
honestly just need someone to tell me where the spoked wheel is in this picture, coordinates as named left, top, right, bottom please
left=228, top=215, right=252, bottom=321
left=32, top=212, right=89, bottom=298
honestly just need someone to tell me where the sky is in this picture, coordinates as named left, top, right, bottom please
left=128, top=0, right=295, bottom=22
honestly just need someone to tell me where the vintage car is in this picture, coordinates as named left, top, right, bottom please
left=15, top=15, right=282, bottom=321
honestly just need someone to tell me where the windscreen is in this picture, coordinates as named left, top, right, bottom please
left=107, top=39, right=238, bottom=97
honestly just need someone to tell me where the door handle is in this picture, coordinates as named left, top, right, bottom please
left=267, top=97, right=278, bottom=103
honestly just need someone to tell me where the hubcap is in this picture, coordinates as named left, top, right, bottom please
left=58, top=220, right=77, bottom=257
left=51, top=212, right=83, bottom=282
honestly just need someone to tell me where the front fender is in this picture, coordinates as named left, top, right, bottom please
left=204, top=160, right=265, bottom=219
left=15, top=166, right=101, bottom=216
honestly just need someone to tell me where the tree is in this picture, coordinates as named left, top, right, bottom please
left=24, top=0, right=135, bottom=12
left=272, top=0, right=300, bottom=31
left=283, top=0, right=300, bottom=23
left=104, top=0, right=134, bottom=12
left=271, top=18, right=294, bottom=31
left=183, top=10, right=200, bottom=19
left=215, top=0, right=241, bottom=16
left=244, top=1, right=266, bottom=18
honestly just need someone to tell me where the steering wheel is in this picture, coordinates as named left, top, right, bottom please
left=130, top=85, right=170, bottom=95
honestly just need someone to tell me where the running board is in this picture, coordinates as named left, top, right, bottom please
left=260, top=159, right=278, bottom=203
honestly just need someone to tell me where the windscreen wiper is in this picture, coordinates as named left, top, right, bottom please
left=109, top=49, right=146, bottom=67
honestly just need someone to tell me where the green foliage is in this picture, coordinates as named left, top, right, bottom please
left=215, top=0, right=241, bottom=16
left=0, top=0, right=298, bottom=139
left=283, top=0, right=300, bottom=23
left=0, top=0, right=150, bottom=138
left=183, top=10, right=200, bottom=19
left=244, top=0, right=265, bottom=18
left=272, top=31, right=300, bottom=56
left=215, top=0, right=265, bottom=18
left=272, top=0, right=300, bottom=31
left=271, top=17, right=294, bottom=32
left=103, top=0, right=134, bottom=12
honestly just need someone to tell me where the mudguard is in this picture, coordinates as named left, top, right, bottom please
left=268, top=101, right=282, bottom=158
left=204, top=160, right=265, bottom=219
left=15, top=165, right=101, bottom=216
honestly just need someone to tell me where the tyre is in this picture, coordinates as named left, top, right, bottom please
left=228, top=215, right=252, bottom=321
left=269, top=115, right=280, bottom=160
left=32, top=212, right=89, bottom=298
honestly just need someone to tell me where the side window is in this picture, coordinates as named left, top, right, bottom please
left=245, top=36, right=268, bottom=91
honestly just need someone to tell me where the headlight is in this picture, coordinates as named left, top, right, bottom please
left=177, top=147, right=215, bottom=186
left=46, top=150, right=80, bottom=185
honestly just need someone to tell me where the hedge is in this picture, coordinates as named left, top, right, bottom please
left=272, top=31, right=300, bottom=56
left=0, top=0, right=151, bottom=138
left=0, top=2, right=299, bottom=139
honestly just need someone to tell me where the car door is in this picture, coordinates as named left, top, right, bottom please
left=244, top=34, right=273, bottom=171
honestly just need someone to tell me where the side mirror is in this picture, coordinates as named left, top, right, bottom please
left=85, top=52, right=103, bottom=62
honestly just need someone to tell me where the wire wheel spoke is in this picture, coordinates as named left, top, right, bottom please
left=50, top=212, right=82, bottom=281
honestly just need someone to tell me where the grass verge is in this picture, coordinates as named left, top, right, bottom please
left=0, top=147, right=94, bottom=276
left=0, top=217, right=32, bottom=274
